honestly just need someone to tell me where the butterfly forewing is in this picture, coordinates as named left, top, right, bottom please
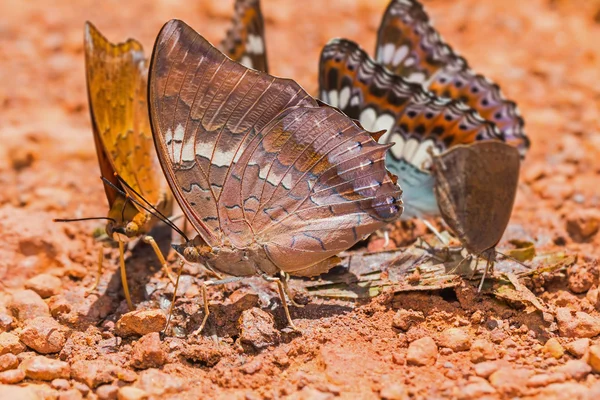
left=432, top=141, right=520, bottom=255
left=150, top=20, right=403, bottom=272
left=84, top=22, right=168, bottom=210
left=319, top=39, right=501, bottom=175
left=375, top=0, right=529, bottom=156
left=220, top=0, right=269, bottom=72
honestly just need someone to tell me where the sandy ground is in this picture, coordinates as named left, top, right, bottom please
left=1, top=0, right=600, bottom=399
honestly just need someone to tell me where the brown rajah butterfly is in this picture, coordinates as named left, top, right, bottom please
left=148, top=19, right=403, bottom=331
left=432, top=141, right=520, bottom=290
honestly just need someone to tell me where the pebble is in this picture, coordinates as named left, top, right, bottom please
left=51, top=378, right=71, bottom=391
left=19, top=316, right=70, bottom=353
left=391, top=352, right=405, bottom=365
left=526, top=372, right=566, bottom=388
left=20, top=355, right=70, bottom=380
left=567, top=264, right=595, bottom=294
left=8, top=289, right=50, bottom=321
left=588, top=344, right=600, bottom=373
left=379, top=383, right=407, bottom=400
left=587, top=286, right=600, bottom=311
left=0, top=354, right=18, bottom=371
left=70, top=359, right=119, bottom=388
left=543, top=338, right=564, bottom=359
left=437, top=328, right=471, bottom=352
left=566, top=208, right=600, bottom=242
left=238, top=308, right=280, bottom=351
left=458, top=379, right=496, bottom=399
left=488, top=368, right=532, bottom=397
left=0, top=384, right=38, bottom=399
left=96, top=384, right=118, bottom=400
left=564, top=338, right=590, bottom=358
left=117, top=386, right=148, bottom=400
left=469, top=339, right=497, bottom=363
left=0, top=368, right=26, bottom=384
left=115, top=310, right=166, bottom=337
left=406, top=336, right=438, bottom=366
left=130, top=332, right=167, bottom=369
left=0, top=332, right=25, bottom=355
left=472, top=360, right=506, bottom=378
left=556, top=307, right=600, bottom=338
left=24, top=274, right=63, bottom=299
left=0, top=314, right=14, bottom=333
left=73, top=383, right=90, bottom=397
left=58, top=389, right=84, bottom=400
left=555, top=359, right=591, bottom=380
left=26, top=383, right=59, bottom=400
left=391, top=309, right=425, bottom=331
left=538, top=382, right=589, bottom=399
left=137, top=368, right=186, bottom=397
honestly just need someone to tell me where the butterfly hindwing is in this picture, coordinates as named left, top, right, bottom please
left=84, top=22, right=168, bottom=210
left=149, top=20, right=403, bottom=272
left=220, top=0, right=269, bottom=72
left=376, top=0, right=529, bottom=156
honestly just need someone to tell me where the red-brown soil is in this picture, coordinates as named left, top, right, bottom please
left=1, top=0, right=600, bottom=399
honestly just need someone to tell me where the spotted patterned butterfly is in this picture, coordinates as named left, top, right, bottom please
left=149, top=20, right=403, bottom=330
left=375, top=0, right=528, bottom=154
left=319, top=0, right=528, bottom=219
left=319, top=39, right=502, bottom=219
left=221, top=0, right=268, bottom=72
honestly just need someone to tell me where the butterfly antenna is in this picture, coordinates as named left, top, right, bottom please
left=101, top=177, right=189, bottom=241
left=111, top=173, right=182, bottom=235
left=54, top=217, right=117, bottom=223
left=496, top=251, right=531, bottom=269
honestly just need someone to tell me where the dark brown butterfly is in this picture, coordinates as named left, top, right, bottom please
left=319, top=39, right=501, bottom=220
left=149, top=20, right=403, bottom=331
left=375, top=0, right=528, bottom=154
left=432, top=141, right=521, bottom=289
left=220, top=0, right=269, bottom=72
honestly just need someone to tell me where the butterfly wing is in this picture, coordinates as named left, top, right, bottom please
left=84, top=22, right=169, bottom=211
left=220, top=0, right=269, bottom=72
left=319, top=39, right=500, bottom=218
left=149, top=20, right=403, bottom=272
left=432, top=141, right=520, bottom=255
left=375, top=0, right=528, bottom=156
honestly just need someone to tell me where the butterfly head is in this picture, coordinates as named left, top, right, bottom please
left=171, top=236, right=214, bottom=264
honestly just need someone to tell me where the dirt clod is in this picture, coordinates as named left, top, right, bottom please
left=0, top=333, right=25, bottom=356
left=556, top=307, right=600, bottom=338
left=391, top=309, right=425, bottom=331
left=555, top=359, right=592, bottom=380
left=566, top=209, right=600, bottom=242
left=130, top=333, right=166, bottom=370
left=488, top=368, right=532, bottom=397
left=96, top=384, right=118, bottom=400
left=115, top=310, right=166, bottom=337
left=70, top=360, right=120, bottom=388
left=564, top=338, right=590, bottom=358
left=19, top=355, right=70, bottom=380
left=239, top=308, right=280, bottom=351
left=0, top=369, right=25, bottom=384
left=19, top=316, right=70, bottom=354
left=0, top=354, right=18, bottom=372
left=24, top=274, right=62, bottom=299
left=380, top=382, right=407, bottom=400
left=588, top=344, right=600, bottom=373
left=437, top=327, right=471, bottom=352
left=470, top=339, right=498, bottom=363
left=8, top=290, right=50, bottom=321
left=543, top=337, right=565, bottom=359
left=406, top=336, right=438, bottom=366
left=117, top=386, right=148, bottom=400
left=0, top=314, right=14, bottom=333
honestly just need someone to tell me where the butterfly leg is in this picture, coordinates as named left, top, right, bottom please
left=163, top=258, right=185, bottom=336
left=118, top=240, right=134, bottom=310
left=478, top=259, right=491, bottom=292
left=469, top=257, right=480, bottom=280
left=142, top=235, right=176, bottom=284
left=421, top=218, right=448, bottom=245
left=280, top=272, right=304, bottom=308
left=86, top=247, right=104, bottom=294
left=262, top=275, right=299, bottom=331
